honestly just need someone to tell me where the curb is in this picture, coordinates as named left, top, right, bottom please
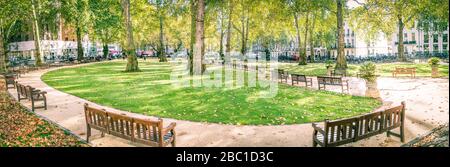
left=401, top=122, right=449, bottom=147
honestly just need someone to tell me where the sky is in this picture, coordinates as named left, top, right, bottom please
left=347, top=0, right=364, bottom=9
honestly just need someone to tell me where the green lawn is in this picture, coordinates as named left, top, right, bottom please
left=280, top=63, right=449, bottom=77
left=42, top=60, right=381, bottom=125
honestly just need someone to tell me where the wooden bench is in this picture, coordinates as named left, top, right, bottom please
left=392, top=67, right=416, bottom=78
left=291, top=74, right=312, bottom=88
left=84, top=103, right=176, bottom=147
left=15, top=81, right=47, bottom=111
left=331, top=69, right=347, bottom=77
left=2, top=73, right=16, bottom=89
left=16, top=81, right=29, bottom=101
left=312, top=102, right=406, bottom=147
left=317, top=76, right=349, bottom=93
left=278, top=69, right=288, bottom=83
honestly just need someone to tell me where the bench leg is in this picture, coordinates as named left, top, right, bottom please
left=400, top=125, right=405, bottom=143
left=44, top=97, right=47, bottom=110
left=386, top=130, right=391, bottom=137
left=31, top=98, right=35, bottom=112
left=86, top=125, right=91, bottom=142
left=312, top=130, right=318, bottom=147
left=172, top=130, right=176, bottom=147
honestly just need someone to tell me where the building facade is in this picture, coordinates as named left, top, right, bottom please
left=7, top=18, right=120, bottom=62
left=390, top=23, right=449, bottom=56
left=330, top=22, right=391, bottom=58
left=330, top=21, right=449, bottom=59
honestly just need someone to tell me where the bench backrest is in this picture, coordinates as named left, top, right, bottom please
left=381, top=104, right=404, bottom=130
left=3, top=75, right=15, bottom=84
left=278, top=69, right=288, bottom=78
left=24, top=86, right=41, bottom=100
left=394, top=67, right=416, bottom=73
left=15, top=82, right=28, bottom=98
left=325, top=118, right=359, bottom=146
left=357, top=111, right=383, bottom=139
left=133, top=117, right=164, bottom=146
left=84, top=104, right=109, bottom=133
left=107, top=111, right=134, bottom=141
left=317, top=76, right=343, bottom=85
left=84, top=104, right=165, bottom=146
left=323, top=102, right=405, bottom=146
left=291, top=74, right=307, bottom=82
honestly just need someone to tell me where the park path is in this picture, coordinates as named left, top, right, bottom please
left=7, top=63, right=449, bottom=147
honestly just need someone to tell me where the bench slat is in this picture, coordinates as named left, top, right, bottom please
left=312, top=102, right=406, bottom=147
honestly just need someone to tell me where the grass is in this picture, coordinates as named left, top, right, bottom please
left=280, top=62, right=449, bottom=77
left=42, top=60, right=381, bottom=125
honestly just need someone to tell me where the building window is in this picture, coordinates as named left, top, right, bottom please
left=444, top=34, right=448, bottom=43
left=424, top=45, right=429, bottom=51
left=404, top=33, right=407, bottom=40
left=433, top=44, right=439, bottom=51
left=443, top=44, right=448, bottom=50
left=411, top=33, right=415, bottom=41
left=433, top=34, right=438, bottom=43
left=424, top=34, right=429, bottom=43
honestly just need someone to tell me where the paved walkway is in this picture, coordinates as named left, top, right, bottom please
left=8, top=63, right=449, bottom=147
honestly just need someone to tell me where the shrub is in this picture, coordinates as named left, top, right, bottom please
left=428, top=57, right=441, bottom=66
left=359, top=62, right=377, bottom=83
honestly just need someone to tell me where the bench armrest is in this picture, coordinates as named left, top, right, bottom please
left=162, top=122, right=176, bottom=136
left=312, top=122, right=325, bottom=135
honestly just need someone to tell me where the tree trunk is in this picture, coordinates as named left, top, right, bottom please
left=398, top=16, right=406, bottom=62
left=193, top=0, right=205, bottom=75
left=158, top=7, right=167, bottom=62
left=31, top=0, right=42, bottom=66
left=225, top=1, right=233, bottom=63
left=219, top=9, right=224, bottom=63
left=241, top=5, right=250, bottom=61
left=57, top=11, right=62, bottom=40
left=244, top=18, right=249, bottom=61
left=102, top=43, right=108, bottom=59
left=189, top=0, right=196, bottom=75
left=299, top=11, right=309, bottom=65
left=76, top=25, right=84, bottom=61
left=335, top=0, right=347, bottom=70
left=310, top=13, right=316, bottom=63
left=0, top=30, right=6, bottom=73
left=122, top=0, right=139, bottom=72
left=240, top=7, right=247, bottom=57
left=294, top=13, right=301, bottom=64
